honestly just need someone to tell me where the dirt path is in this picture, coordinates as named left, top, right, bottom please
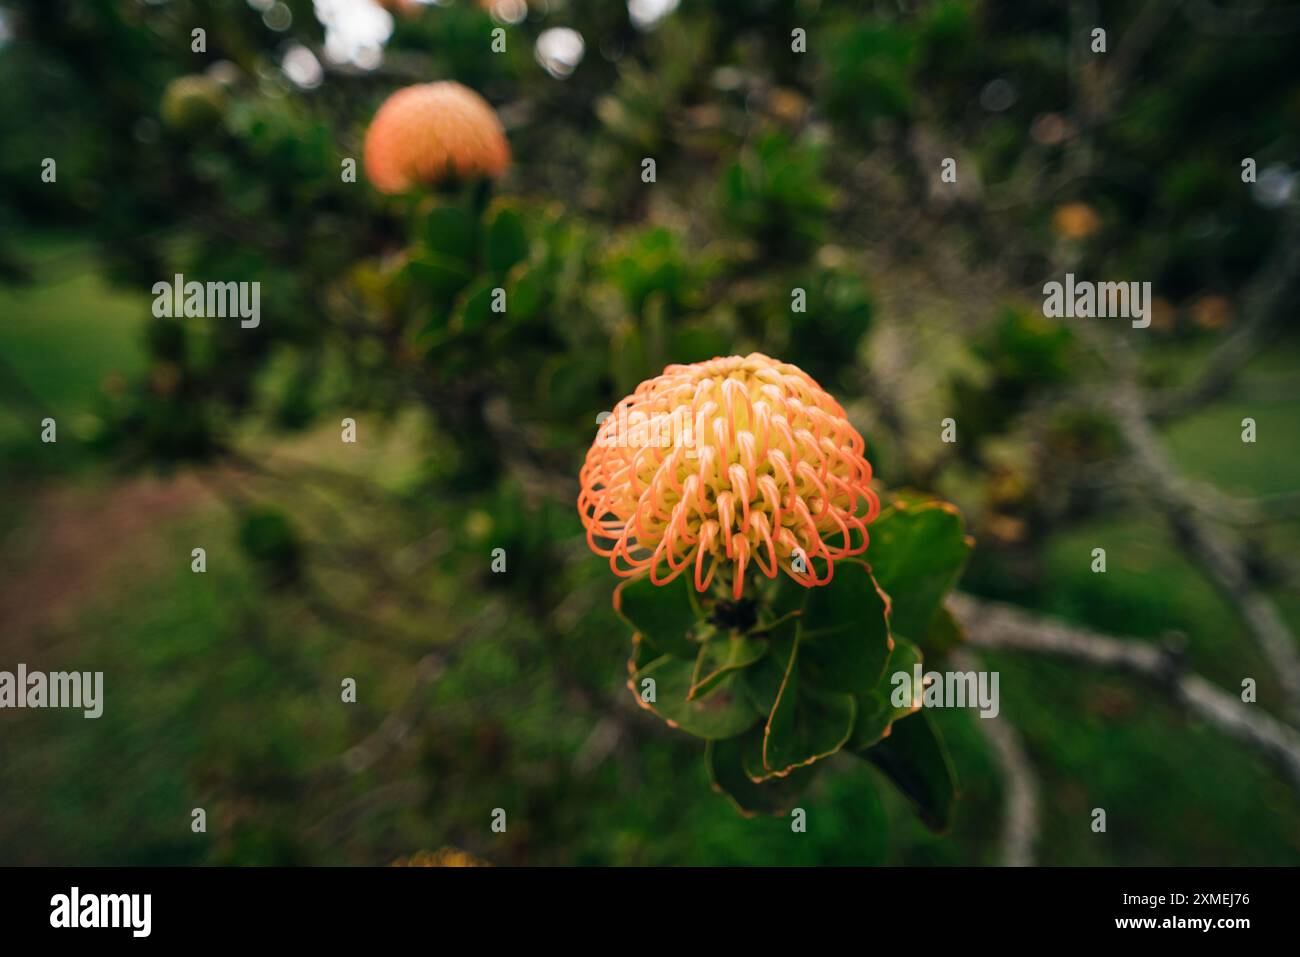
left=0, top=473, right=213, bottom=656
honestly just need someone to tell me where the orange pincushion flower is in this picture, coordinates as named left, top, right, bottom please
left=363, top=81, right=511, bottom=194
left=578, top=353, right=880, bottom=600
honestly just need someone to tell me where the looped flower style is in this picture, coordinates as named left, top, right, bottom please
left=578, top=353, right=880, bottom=599
left=363, top=81, right=511, bottom=194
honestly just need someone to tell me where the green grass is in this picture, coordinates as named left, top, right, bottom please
left=0, top=231, right=148, bottom=416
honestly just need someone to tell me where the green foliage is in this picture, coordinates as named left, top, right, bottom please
left=630, top=647, right=763, bottom=740
left=613, top=500, right=965, bottom=826
left=823, top=22, right=916, bottom=131
left=601, top=227, right=700, bottom=317
left=862, top=710, right=957, bottom=831
left=951, top=308, right=1075, bottom=446
left=615, top=573, right=712, bottom=659
left=916, top=1, right=976, bottom=74
left=848, top=636, right=924, bottom=751
left=867, top=498, right=973, bottom=649
left=781, top=267, right=874, bottom=387
left=720, top=132, right=832, bottom=260
left=706, top=731, right=817, bottom=817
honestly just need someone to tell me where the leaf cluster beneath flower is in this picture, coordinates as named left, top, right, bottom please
left=613, top=496, right=972, bottom=824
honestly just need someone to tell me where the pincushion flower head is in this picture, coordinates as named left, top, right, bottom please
left=578, top=353, right=880, bottom=600
left=363, top=81, right=511, bottom=194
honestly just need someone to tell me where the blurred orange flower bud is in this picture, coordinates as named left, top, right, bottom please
left=363, top=81, right=511, bottom=194
left=1052, top=202, right=1101, bottom=239
left=1191, top=294, right=1233, bottom=330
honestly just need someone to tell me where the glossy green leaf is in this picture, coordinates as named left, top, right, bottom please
left=629, top=652, right=761, bottom=740
left=740, top=724, right=776, bottom=781
left=424, top=205, right=477, bottom=262
left=797, top=559, right=893, bottom=696
left=864, top=710, right=958, bottom=832
left=485, top=207, right=529, bottom=274
left=759, top=568, right=812, bottom=622
left=706, top=728, right=818, bottom=816
left=737, top=717, right=819, bottom=785
left=613, top=572, right=709, bottom=659
left=737, top=631, right=792, bottom=717
left=751, top=559, right=892, bottom=697
left=922, top=603, right=965, bottom=658
left=455, top=279, right=497, bottom=332
left=848, top=635, right=923, bottom=751
left=867, top=499, right=971, bottom=642
left=406, top=253, right=473, bottom=301
left=689, top=632, right=768, bottom=700
left=735, top=563, right=890, bottom=774
left=763, top=638, right=856, bottom=775
left=506, top=265, right=546, bottom=323
left=628, top=632, right=657, bottom=674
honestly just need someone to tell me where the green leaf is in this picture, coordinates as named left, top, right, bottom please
left=758, top=570, right=810, bottom=622
left=735, top=562, right=890, bottom=775
left=629, top=653, right=761, bottom=740
left=797, top=559, right=893, bottom=696
left=740, top=725, right=775, bottom=781
left=867, top=499, right=971, bottom=642
left=670, top=325, right=730, bottom=365
left=538, top=353, right=604, bottom=416
left=485, top=207, right=529, bottom=274
left=455, top=279, right=497, bottom=332
left=706, top=728, right=818, bottom=816
left=610, top=323, right=648, bottom=396
left=506, top=265, right=546, bottom=323
left=848, top=635, right=923, bottom=751
left=765, top=685, right=856, bottom=775
left=922, top=603, right=965, bottom=657
left=737, top=718, right=816, bottom=785
left=689, top=632, right=768, bottom=700
left=628, top=632, right=657, bottom=673
left=614, top=573, right=709, bottom=659
left=864, top=710, right=958, bottom=832
left=763, top=633, right=856, bottom=775
left=424, top=206, right=477, bottom=262
left=737, top=632, right=792, bottom=716
left=406, top=253, right=473, bottom=301
left=753, top=559, right=892, bottom=697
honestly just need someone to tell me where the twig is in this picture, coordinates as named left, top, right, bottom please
left=952, top=649, right=1040, bottom=866
left=342, top=653, right=448, bottom=775
left=951, top=593, right=1300, bottom=790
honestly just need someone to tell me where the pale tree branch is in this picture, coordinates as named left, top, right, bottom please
left=952, top=649, right=1040, bottom=867
left=1103, top=374, right=1300, bottom=722
left=951, top=593, right=1300, bottom=790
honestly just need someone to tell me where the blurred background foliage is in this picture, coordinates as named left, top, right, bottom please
left=0, top=0, right=1298, bottom=865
